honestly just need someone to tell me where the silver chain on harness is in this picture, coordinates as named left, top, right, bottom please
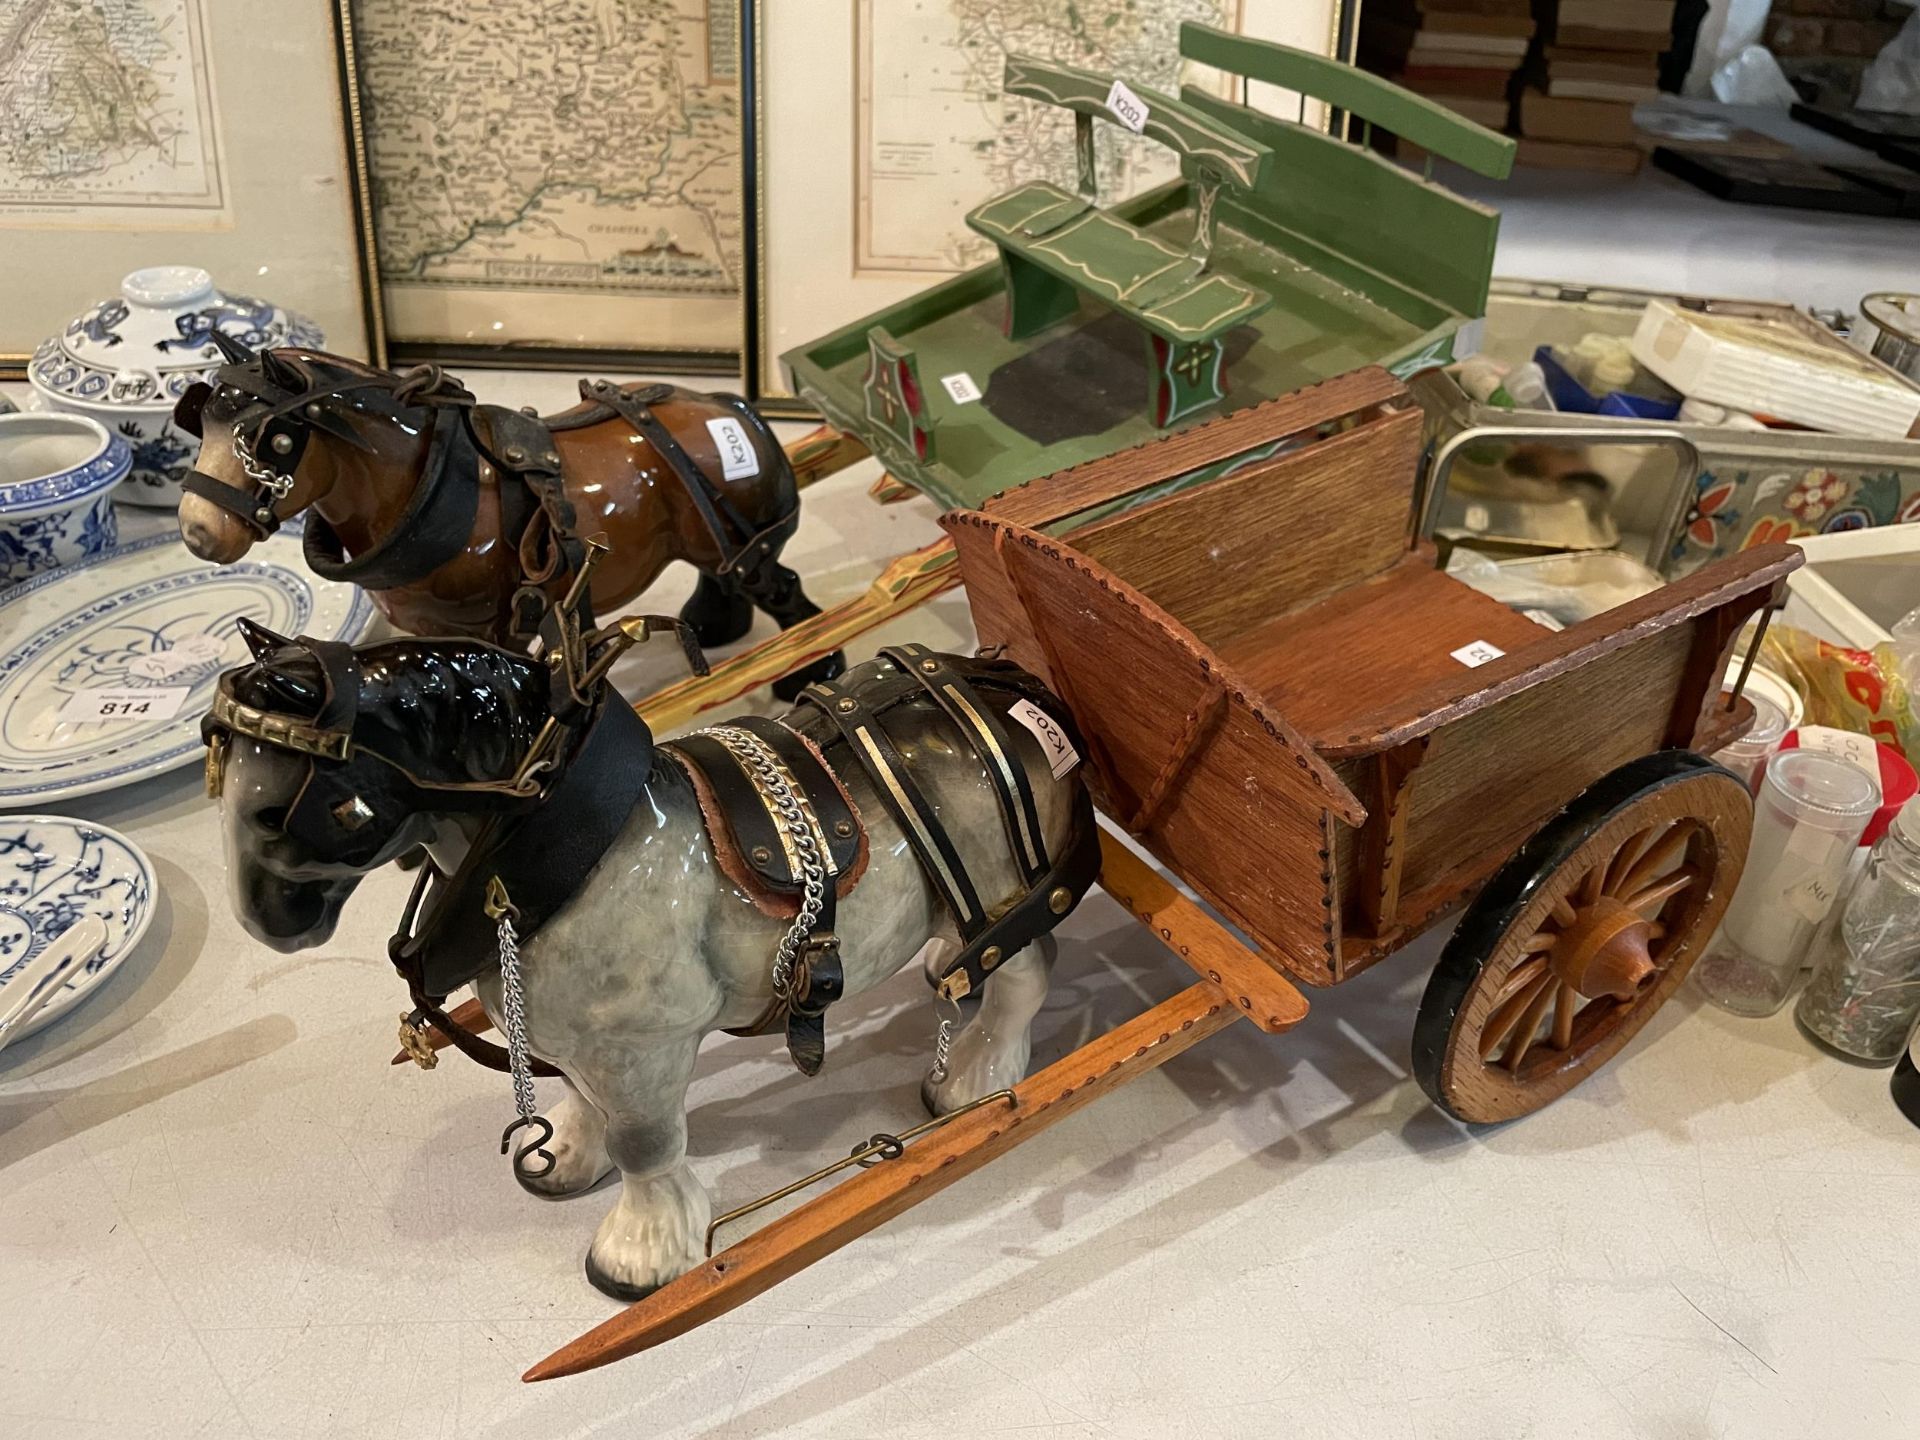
left=232, top=425, right=295, bottom=498
left=687, top=725, right=827, bottom=1003
left=485, top=876, right=555, bottom=1178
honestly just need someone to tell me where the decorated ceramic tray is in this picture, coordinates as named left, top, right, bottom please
left=0, top=530, right=374, bottom=805
left=0, top=816, right=156, bottom=1042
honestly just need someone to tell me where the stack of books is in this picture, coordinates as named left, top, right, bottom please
left=1514, top=0, right=1674, bottom=172
left=1360, top=0, right=1537, bottom=132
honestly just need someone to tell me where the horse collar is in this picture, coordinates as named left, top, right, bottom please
left=388, top=693, right=659, bottom=1002
left=301, top=406, right=481, bottom=588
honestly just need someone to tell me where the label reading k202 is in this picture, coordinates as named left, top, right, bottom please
left=705, top=416, right=760, bottom=481
left=59, top=685, right=191, bottom=724
left=1009, top=699, right=1079, bottom=779
left=1105, top=79, right=1151, bottom=134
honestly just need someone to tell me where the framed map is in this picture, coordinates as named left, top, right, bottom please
left=0, top=1, right=380, bottom=376
left=744, top=0, right=1342, bottom=410
left=349, top=0, right=744, bottom=370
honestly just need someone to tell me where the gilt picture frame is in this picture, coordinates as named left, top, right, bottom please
left=345, top=0, right=746, bottom=372
left=0, top=2, right=384, bottom=379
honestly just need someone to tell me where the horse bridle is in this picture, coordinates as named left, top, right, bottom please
left=175, top=338, right=475, bottom=541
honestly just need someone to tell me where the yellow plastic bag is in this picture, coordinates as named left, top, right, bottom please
left=1762, top=624, right=1919, bottom=766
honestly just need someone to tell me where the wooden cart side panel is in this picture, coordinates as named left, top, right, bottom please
left=1316, top=544, right=1804, bottom=759
left=944, top=512, right=1367, bottom=982
left=1067, top=403, right=1425, bottom=650
left=1146, top=704, right=1355, bottom=984
left=1398, top=626, right=1695, bottom=903
left=979, top=367, right=1410, bottom=530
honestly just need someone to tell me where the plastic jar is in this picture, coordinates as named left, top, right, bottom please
left=1713, top=692, right=1788, bottom=792
left=1694, top=749, right=1881, bottom=1017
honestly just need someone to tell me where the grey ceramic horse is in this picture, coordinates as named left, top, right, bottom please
left=209, top=628, right=1083, bottom=1300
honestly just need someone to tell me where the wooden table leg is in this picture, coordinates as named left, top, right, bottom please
left=523, top=980, right=1242, bottom=1381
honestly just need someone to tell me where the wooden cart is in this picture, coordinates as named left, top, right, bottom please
left=521, top=368, right=1798, bottom=1381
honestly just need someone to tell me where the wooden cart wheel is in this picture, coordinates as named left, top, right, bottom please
left=1412, top=750, right=1752, bottom=1125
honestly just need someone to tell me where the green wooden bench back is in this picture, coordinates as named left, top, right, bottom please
left=1176, top=25, right=1515, bottom=321
left=1003, top=54, right=1272, bottom=193
left=1179, top=25, right=1515, bottom=178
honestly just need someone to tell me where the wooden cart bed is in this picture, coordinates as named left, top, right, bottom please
left=944, top=368, right=1798, bottom=990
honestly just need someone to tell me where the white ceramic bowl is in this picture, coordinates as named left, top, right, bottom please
left=0, top=414, right=128, bottom=588
left=27, top=266, right=322, bottom=508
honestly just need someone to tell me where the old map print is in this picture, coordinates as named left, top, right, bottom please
left=0, top=0, right=224, bottom=219
left=857, top=0, right=1240, bottom=273
left=354, top=0, right=742, bottom=353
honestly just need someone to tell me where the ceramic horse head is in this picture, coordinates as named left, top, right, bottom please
left=175, top=339, right=842, bottom=699
left=207, top=621, right=1090, bottom=1302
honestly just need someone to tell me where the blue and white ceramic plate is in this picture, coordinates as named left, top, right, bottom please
left=0, top=816, right=155, bottom=1042
left=0, top=529, right=375, bottom=805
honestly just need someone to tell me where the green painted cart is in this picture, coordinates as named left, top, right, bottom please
left=782, top=24, right=1517, bottom=512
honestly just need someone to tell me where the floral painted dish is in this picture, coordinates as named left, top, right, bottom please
left=0, top=816, right=155, bottom=1043
left=29, top=266, right=322, bottom=506
left=0, top=528, right=374, bottom=805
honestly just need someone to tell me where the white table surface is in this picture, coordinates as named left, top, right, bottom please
left=3, top=353, right=1917, bottom=1440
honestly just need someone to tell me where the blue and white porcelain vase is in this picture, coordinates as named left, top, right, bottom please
left=28, top=266, right=323, bottom=509
left=0, top=414, right=129, bottom=587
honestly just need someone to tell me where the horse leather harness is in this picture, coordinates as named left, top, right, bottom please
left=665, top=644, right=1102, bottom=1075
left=176, top=352, right=792, bottom=636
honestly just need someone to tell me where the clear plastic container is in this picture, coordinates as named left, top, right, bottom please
left=1795, top=801, right=1920, bottom=1063
left=1694, top=749, right=1882, bottom=1017
left=1713, top=691, right=1789, bottom=792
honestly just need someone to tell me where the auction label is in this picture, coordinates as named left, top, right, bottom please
left=60, top=686, right=191, bottom=724
left=705, top=417, right=761, bottom=481
left=941, top=372, right=983, bottom=404
left=1010, top=699, right=1080, bottom=779
left=1105, top=79, right=1151, bottom=133
left=127, top=634, right=226, bottom=681
left=1450, top=640, right=1505, bottom=668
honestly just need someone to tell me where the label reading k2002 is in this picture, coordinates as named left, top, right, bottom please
left=705, top=417, right=760, bottom=481
left=1009, top=699, right=1079, bottom=779
left=1105, top=79, right=1151, bottom=133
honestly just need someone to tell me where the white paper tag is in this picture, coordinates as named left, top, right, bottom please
left=1009, top=699, right=1079, bottom=779
left=704, top=417, right=760, bottom=481
left=59, top=686, right=191, bottom=724
left=941, top=372, right=982, bottom=405
left=1464, top=503, right=1492, bottom=531
left=1105, top=79, right=1151, bottom=134
left=1521, top=609, right=1565, bottom=632
left=1450, top=640, right=1505, bottom=668
left=126, top=634, right=225, bottom=681
left=1782, top=867, right=1841, bottom=926
left=1794, top=726, right=1883, bottom=790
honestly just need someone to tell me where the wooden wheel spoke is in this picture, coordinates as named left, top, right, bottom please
left=1603, top=825, right=1659, bottom=895
left=1479, top=970, right=1554, bottom=1060
left=1551, top=895, right=1578, bottom=929
left=1623, top=865, right=1699, bottom=916
left=1502, top=977, right=1560, bottom=1072
left=1550, top=982, right=1579, bottom=1050
left=1580, top=862, right=1605, bottom=906
left=1493, top=955, right=1550, bottom=1007
left=1614, top=824, right=1692, bottom=900
left=1521, top=930, right=1558, bottom=956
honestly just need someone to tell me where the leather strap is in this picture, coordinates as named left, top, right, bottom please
left=582, top=378, right=759, bottom=570
left=798, top=679, right=988, bottom=934
left=182, top=467, right=284, bottom=539
left=881, top=643, right=1050, bottom=885
left=666, top=719, right=862, bottom=891
left=302, top=408, right=480, bottom=589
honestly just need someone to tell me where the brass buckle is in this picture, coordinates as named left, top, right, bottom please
left=396, top=1013, right=440, bottom=1070
left=204, top=732, right=228, bottom=800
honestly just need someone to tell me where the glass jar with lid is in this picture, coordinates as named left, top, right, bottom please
left=1796, top=800, right=1920, bottom=1063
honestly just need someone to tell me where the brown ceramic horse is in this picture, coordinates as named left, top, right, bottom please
left=173, top=344, right=842, bottom=699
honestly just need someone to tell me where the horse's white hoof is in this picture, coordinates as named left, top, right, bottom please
left=584, top=1163, right=709, bottom=1301
left=922, top=1028, right=1032, bottom=1116
left=516, top=1087, right=614, bottom=1198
